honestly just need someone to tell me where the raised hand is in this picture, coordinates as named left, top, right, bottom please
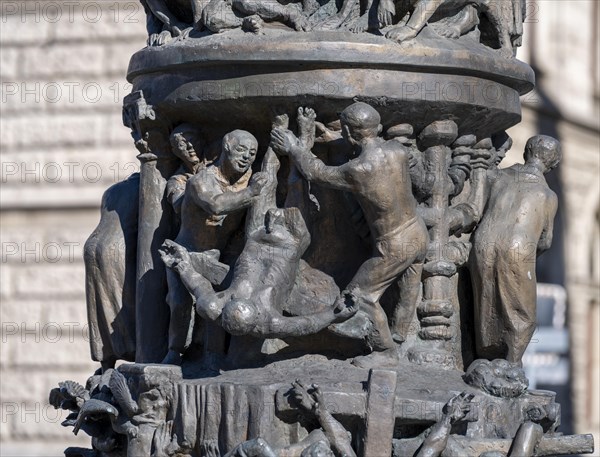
left=332, top=290, right=361, bottom=323
left=443, top=391, right=474, bottom=423
left=271, top=127, right=300, bottom=156
left=249, top=172, right=269, bottom=196
left=159, top=240, right=191, bottom=272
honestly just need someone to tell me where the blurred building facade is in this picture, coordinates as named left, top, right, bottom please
left=0, top=0, right=598, bottom=454
left=507, top=0, right=600, bottom=446
left=1, top=2, right=147, bottom=454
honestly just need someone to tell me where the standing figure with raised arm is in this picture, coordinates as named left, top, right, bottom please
left=162, top=130, right=268, bottom=365
left=271, top=103, right=429, bottom=368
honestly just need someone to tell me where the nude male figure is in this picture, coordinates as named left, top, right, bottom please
left=162, top=129, right=267, bottom=365
left=468, top=135, right=560, bottom=364
left=160, top=146, right=357, bottom=341
left=271, top=103, right=429, bottom=368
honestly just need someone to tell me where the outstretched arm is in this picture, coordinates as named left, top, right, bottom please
left=289, top=382, right=357, bottom=457
left=253, top=291, right=359, bottom=338
left=416, top=392, right=473, bottom=457
left=189, top=171, right=266, bottom=216
left=271, top=128, right=354, bottom=191
left=159, top=240, right=216, bottom=305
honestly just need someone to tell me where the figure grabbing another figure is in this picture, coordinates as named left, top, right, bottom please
left=161, top=146, right=358, bottom=341
left=162, top=129, right=268, bottom=365
left=271, top=103, right=429, bottom=369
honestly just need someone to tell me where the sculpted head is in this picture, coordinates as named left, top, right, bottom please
left=221, top=130, right=258, bottom=175
left=222, top=299, right=259, bottom=336
left=340, top=102, right=382, bottom=145
left=170, top=124, right=203, bottom=171
left=492, top=132, right=513, bottom=166
left=463, top=359, right=528, bottom=398
left=524, top=135, right=561, bottom=172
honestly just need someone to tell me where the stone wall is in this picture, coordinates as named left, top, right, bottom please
left=1, top=2, right=146, bottom=454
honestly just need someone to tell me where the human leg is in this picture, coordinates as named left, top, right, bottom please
left=164, top=269, right=195, bottom=364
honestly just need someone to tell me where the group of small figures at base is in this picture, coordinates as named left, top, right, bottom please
left=140, top=0, right=524, bottom=57
left=51, top=358, right=578, bottom=457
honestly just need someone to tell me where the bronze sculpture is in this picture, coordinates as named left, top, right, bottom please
left=468, top=135, right=561, bottom=364
left=162, top=129, right=266, bottom=365
left=50, top=1, right=595, bottom=456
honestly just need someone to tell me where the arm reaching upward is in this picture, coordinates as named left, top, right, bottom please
left=271, top=128, right=354, bottom=191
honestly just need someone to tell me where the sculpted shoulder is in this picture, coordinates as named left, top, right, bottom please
left=188, top=166, right=217, bottom=191
left=382, top=138, right=410, bottom=158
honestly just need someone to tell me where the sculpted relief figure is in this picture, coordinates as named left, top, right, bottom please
left=271, top=102, right=429, bottom=368
left=141, top=0, right=204, bottom=45
left=139, top=0, right=525, bottom=54
left=466, top=135, right=561, bottom=364
left=162, top=129, right=267, bottom=365
left=377, top=0, right=525, bottom=54
left=85, top=173, right=139, bottom=372
left=160, top=133, right=358, bottom=342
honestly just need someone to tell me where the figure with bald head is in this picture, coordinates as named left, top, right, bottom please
left=162, top=129, right=268, bottom=365
left=160, top=146, right=358, bottom=343
left=469, top=135, right=561, bottom=364
left=271, top=103, right=429, bottom=368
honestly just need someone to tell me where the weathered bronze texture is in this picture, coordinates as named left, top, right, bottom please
left=51, top=2, right=594, bottom=456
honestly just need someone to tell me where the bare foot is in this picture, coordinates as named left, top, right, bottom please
left=498, top=45, right=515, bottom=59
left=314, top=13, right=346, bottom=31
left=159, top=240, right=192, bottom=272
left=242, top=15, right=264, bottom=34
left=347, top=14, right=369, bottom=33
left=288, top=12, right=310, bottom=31
left=272, top=113, right=289, bottom=130
left=297, top=107, right=317, bottom=148
left=386, top=25, right=418, bottom=43
left=352, top=349, right=399, bottom=369
left=436, top=24, right=461, bottom=39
